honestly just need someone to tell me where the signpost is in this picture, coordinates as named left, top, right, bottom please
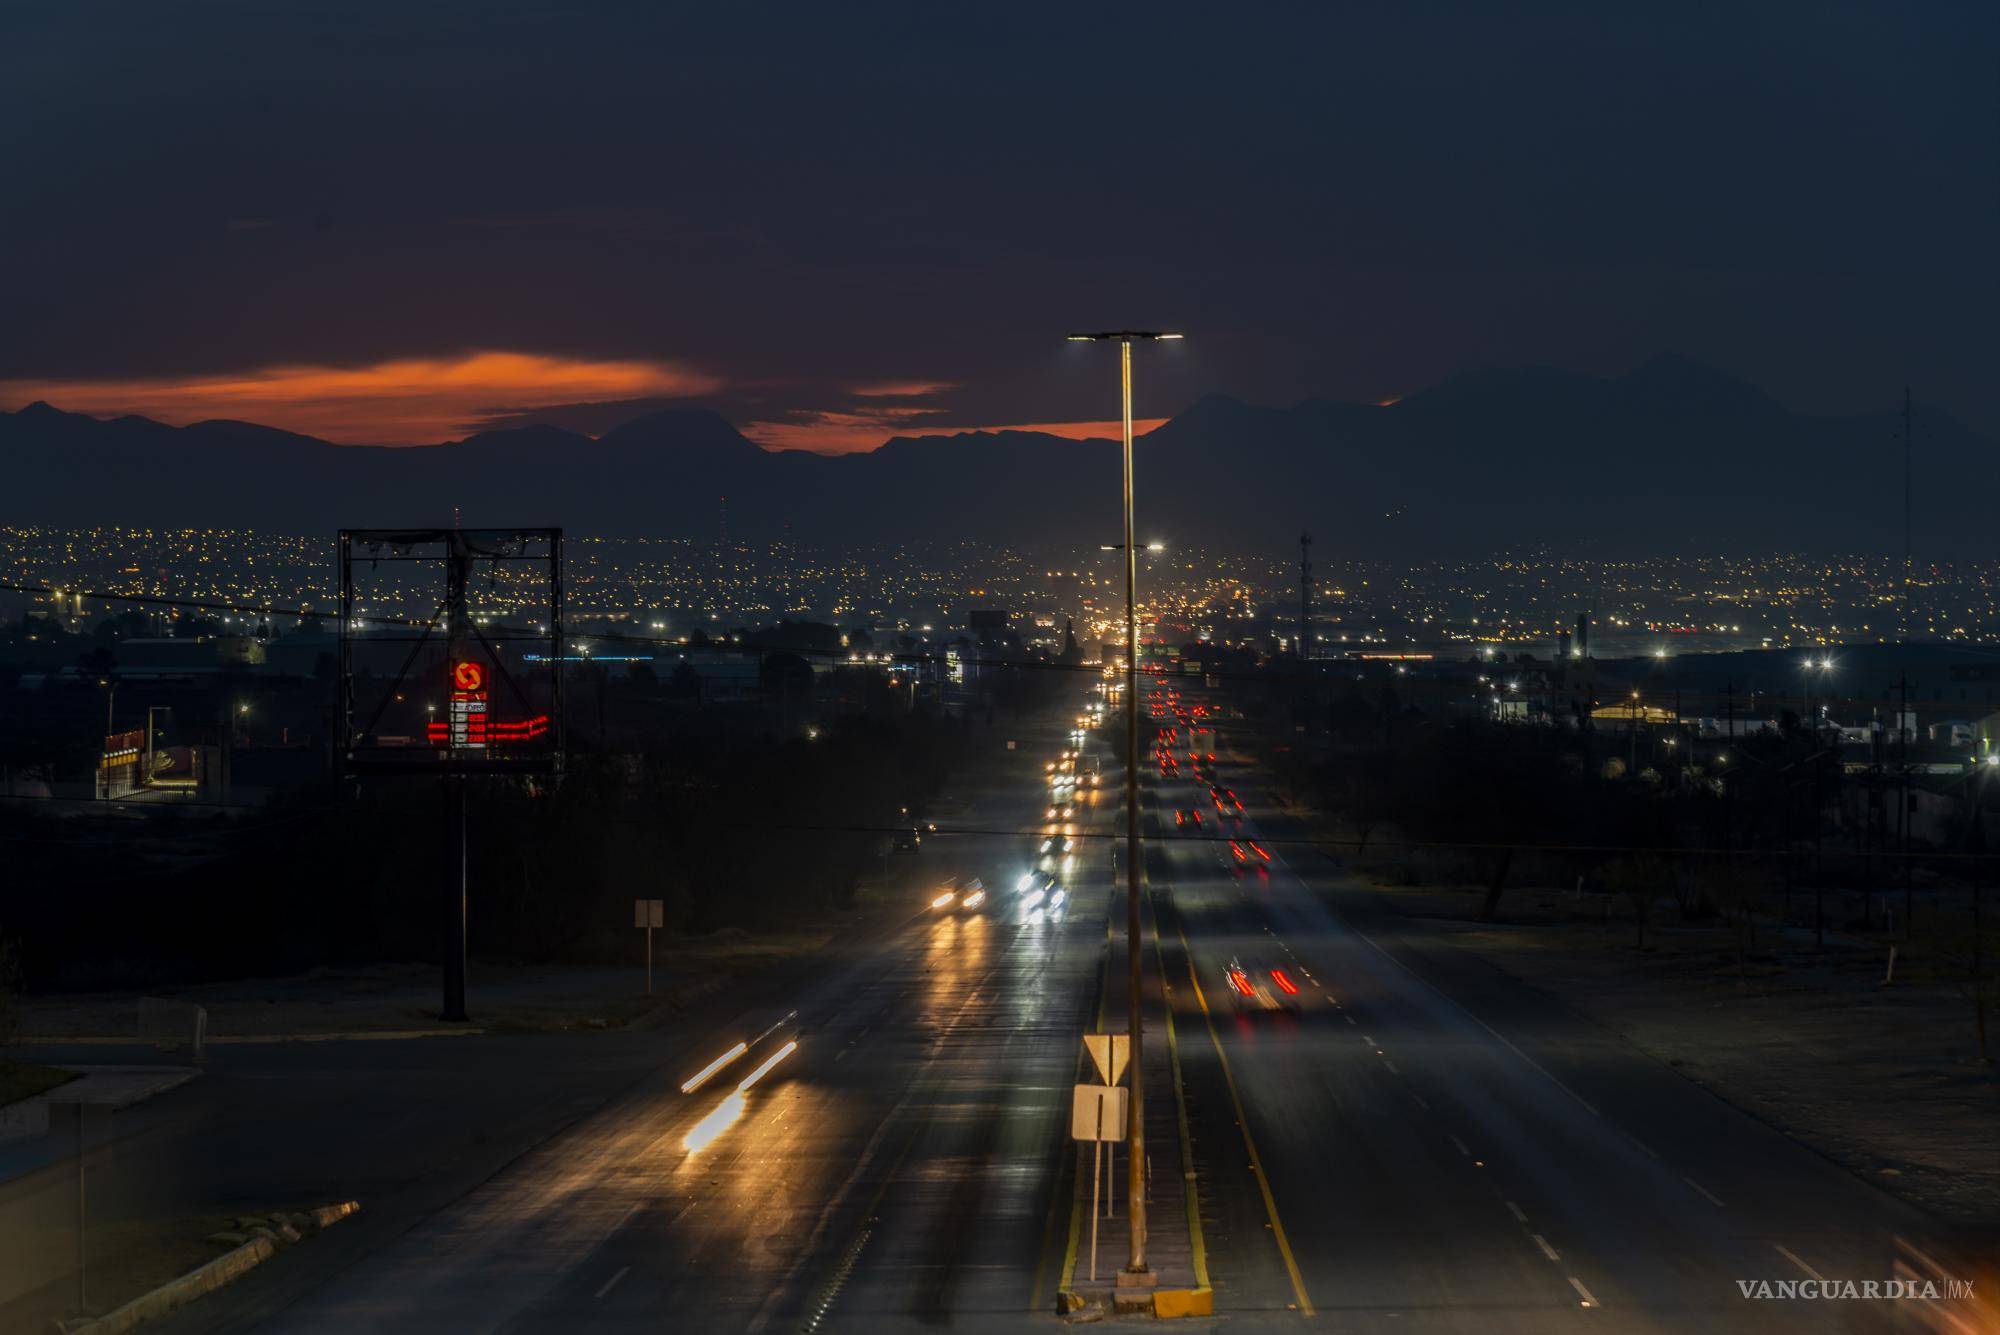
left=635, top=899, right=663, bottom=994
left=337, top=527, right=564, bottom=1024
left=1071, top=1084, right=1127, bottom=1282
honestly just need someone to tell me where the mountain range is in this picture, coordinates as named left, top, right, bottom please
left=1, top=356, right=1988, bottom=560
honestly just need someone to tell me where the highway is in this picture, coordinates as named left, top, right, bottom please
left=1145, top=678, right=1970, bottom=1334
left=225, top=700, right=1115, bottom=1334
left=128, top=678, right=1980, bottom=1335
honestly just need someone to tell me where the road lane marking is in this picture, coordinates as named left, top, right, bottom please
left=1629, top=1136, right=1661, bottom=1160
left=1448, top=1134, right=1470, bottom=1157
left=1382, top=1060, right=1400, bottom=1075
left=1506, top=1200, right=1527, bottom=1222
left=1532, top=1234, right=1560, bottom=1262
left=1568, top=1276, right=1597, bottom=1307
left=1342, top=921, right=1600, bottom=1117
left=1682, top=1176, right=1725, bottom=1208
left=1776, top=1245, right=1825, bottom=1282
left=1344, top=1015, right=1357, bottom=1026
left=594, top=1266, right=629, bottom=1299
left=1174, top=909, right=1315, bottom=1315
left=1147, top=884, right=1213, bottom=1295
left=1413, top=1094, right=1429, bottom=1111
left=1362, top=1034, right=1376, bottom=1045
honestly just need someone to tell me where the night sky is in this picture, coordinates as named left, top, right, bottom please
left=3, top=2, right=1994, bottom=448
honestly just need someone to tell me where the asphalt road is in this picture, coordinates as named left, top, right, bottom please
left=225, top=699, right=1114, bottom=1334
left=1145, top=684, right=1973, bottom=1334
left=27, top=679, right=1982, bottom=1334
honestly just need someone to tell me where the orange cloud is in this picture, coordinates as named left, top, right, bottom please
left=0, top=351, right=721, bottom=444
left=742, top=415, right=1167, bottom=455
left=849, top=380, right=958, bottom=398
left=742, top=407, right=943, bottom=453
left=967, top=419, right=1168, bottom=441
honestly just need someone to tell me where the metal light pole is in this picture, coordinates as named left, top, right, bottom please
left=145, top=706, right=170, bottom=788
left=1068, top=328, right=1181, bottom=1281
left=96, top=678, right=117, bottom=799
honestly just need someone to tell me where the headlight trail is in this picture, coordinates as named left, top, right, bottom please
left=736, top=1039, right=799, bottom=1092
left=681, top=1042, right=749, bottom=1094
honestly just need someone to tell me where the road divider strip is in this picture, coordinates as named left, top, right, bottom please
left=1171, top=907, right=1315, bottom=1316
left=1148, top=882, right=1212, bottom=1306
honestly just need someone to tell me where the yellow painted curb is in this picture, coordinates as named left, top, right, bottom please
left=1154, top=1286, right=1215, bottom=1319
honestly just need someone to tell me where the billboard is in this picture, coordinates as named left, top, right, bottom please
left=337, top=528, right=564, bottom=775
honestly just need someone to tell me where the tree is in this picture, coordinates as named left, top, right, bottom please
left=1603, top=856, right=1674, bottom=948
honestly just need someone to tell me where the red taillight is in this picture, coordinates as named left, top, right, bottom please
left=1231, top=843, right=1246, bottom=861
left=1252, top=842, right=1270, bottom=861
left=1271, top=969, right=1298, bottom=995
left=1228, top=970, right=1253, bottom=996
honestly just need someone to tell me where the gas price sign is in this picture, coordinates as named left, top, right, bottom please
left=448, top=659, right=489, bottom=748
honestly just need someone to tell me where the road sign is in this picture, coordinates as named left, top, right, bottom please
left=1070, top=1084, right=1127, bottom=1142
left=1082, top=1033, right=1131, bottom=1086
left=635, top=899, right=663, bottom=995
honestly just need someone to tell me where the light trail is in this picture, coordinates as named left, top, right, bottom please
left=737, top=1039, right=799, bottom=1093
left=680, top=1042, right=749, bottom=1094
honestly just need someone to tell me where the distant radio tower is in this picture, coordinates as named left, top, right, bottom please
left=1298, top=531, right=1313, bottom=661
left=1900, top=386, right=1912, bottom=641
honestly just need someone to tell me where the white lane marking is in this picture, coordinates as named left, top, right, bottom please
left=1568, top=1276, right=1597, bottom=1307
left=1362, top=1034, right=1376, bottom=1045
left=1343, top=921, right=1600, bottom=1117
left=1413, top=1094, right=1429, bottom=1111
left=1383, top=1060, right=1400, bottom=1075
left=1629, top=1136, right=1661, bottom=1160
left=1776, top=1245, right=1825, bottom=1282
left=1506, top=1200, right=1527, bottom=1222
left=595, top=1266, right=630, bottom=1299
left=1532, top=1234, right=1560, bottom=1262
left=1682, top=1175, right=1725, bottom=1208
left=1448, top=1134, right=1470, bottom=1157
left=1345, top=1015, right=1357, bottom=1026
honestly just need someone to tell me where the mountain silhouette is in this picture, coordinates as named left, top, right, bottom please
left=1, top=360, right=1989, bottom=560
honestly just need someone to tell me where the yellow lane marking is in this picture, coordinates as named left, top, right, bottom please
left=1173, top=909, right=1314, bottom=1316
left=1147, top=889, right=1212, bottom=1293
left=1041, top=874, right=1117, bottom=1309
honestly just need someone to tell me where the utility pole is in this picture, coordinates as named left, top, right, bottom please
left=1067, top=329, right=1181, bottom=1284
left=442, top=530, right=472, bottom=1023
left=1902, top=386, right=1913, bottom=640
left=1298, top=532, right=1313, bottom=662
left=1900, top=672, right=1912, bottom=939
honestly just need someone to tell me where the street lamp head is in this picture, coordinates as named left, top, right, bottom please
left=1066, top=330, right=1186, bottom=343
left=1145, top=541, right=1165, bottom=553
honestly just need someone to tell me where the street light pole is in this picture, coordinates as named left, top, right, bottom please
left=1068, top=328, right=1181, bottom=1282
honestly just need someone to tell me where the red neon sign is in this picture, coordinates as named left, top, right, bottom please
left=452, top=661, right=487, bottom=692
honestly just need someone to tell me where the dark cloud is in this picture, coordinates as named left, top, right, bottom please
left=2, top=0, right=1994, bottom=444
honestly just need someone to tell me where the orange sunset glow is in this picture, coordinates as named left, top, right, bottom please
left=744, top=415, right=1166, bottom=455
left=0, top=351, right=721, bottom=445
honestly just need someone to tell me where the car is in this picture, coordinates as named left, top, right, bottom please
left=893, top=827, right=922, bottom=853
left=1222, top=957, right=1301, bottom=1009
